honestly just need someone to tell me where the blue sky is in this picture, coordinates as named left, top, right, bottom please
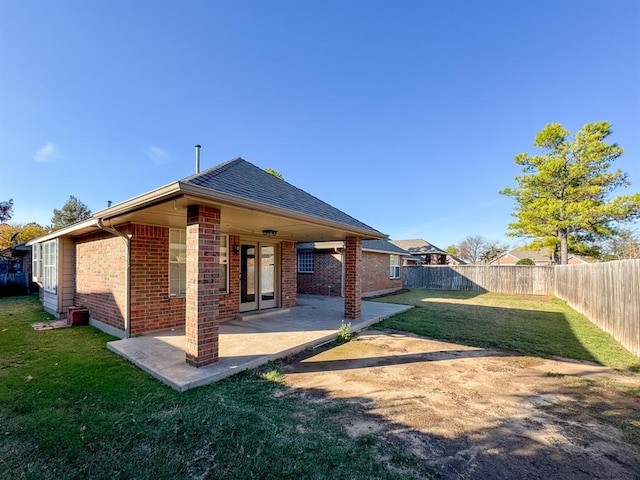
left=1, top=0, right=639, bottom=249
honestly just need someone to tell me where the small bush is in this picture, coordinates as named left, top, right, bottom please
left=337, top=321, right=352, bottom=342
left=516, top=258, right=536, bottom=265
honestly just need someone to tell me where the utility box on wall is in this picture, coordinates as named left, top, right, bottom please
left=67, top=306, right=89, bottom=326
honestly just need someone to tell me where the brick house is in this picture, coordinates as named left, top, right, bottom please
left=489, top=247, right=589, bottom=266
left=27, top=158, right=385, bottom=367
left=391, top=239, right=464, bottom=265
left=296, top=239, right=409, bottom=298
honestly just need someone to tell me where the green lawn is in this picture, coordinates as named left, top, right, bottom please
left=370, top=289, right=640, bottom=371
left=0, top=296, right=429, bottom=480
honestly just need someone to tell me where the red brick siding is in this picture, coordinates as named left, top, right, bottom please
left=297, top=250, right=402, bottom=296
left=297, top=250, right=342, bottom=296
left=129, top=224, right=185, bottom=335
left=75, top=230, right=127, bottom=331
left=344, top=236, right=362, bottom=319
left=185, top=206, right=220, bottom=367
left=361, top=251, right=402, bottom=294
left=281, top=241, right=297, bottom=308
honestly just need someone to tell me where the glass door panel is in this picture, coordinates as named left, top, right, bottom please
left=260, top=245, right=276, bottom=309
left=240, top=244, right=257, bottom=311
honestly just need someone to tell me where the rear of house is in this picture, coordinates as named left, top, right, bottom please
left=28, top=158, right=386, bottom=367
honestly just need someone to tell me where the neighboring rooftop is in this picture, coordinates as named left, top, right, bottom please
left=182, top=158, right=383, bottom=236
left=298, top=239, right=410, bottom=255
left=390, top=239, right=448, bottom=256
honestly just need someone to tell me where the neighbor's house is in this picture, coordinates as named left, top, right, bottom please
left=27, top=158, right=386, bottom=367
left=489, top=247, right=589, bottom=266
left=390, top=239, right=464, bottom=265
left=297, top=239, right=410, bottom=298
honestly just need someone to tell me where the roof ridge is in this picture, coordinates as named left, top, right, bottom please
left=179, top=157, right=245, bottom=183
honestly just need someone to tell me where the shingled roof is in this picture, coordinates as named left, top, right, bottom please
left=390, top=239, right=447, bottom=255
left=297, top=239, right=409, bottom=255
left=180, top=158, right=383, bottom=235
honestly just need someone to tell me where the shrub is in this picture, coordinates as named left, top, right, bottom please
left=516, top=258, right=536, bottom=265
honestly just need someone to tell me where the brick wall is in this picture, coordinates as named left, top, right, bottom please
left=361, top=251, right=402, bottom=294
left=297, top=249, right=343, bottom=296
left=297, top=249, right=402, bottom=297
left=75, top=230, right=128, bottom=331
left=281, top=241, right=297, bottom=308
left=129, top=224, right=185, bottom=335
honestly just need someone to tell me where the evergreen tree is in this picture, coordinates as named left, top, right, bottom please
left=500, top=122, right=640, bottom=264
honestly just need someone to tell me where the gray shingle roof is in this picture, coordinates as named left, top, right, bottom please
left=390, top=239, right=447, bottom=255
left=181, top=158, right=383, bottom=235
left=297, top=239, right=408, bottom=254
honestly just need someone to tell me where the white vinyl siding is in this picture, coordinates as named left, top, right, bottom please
left=43, top=240, right=57, bottom=293
left=389, top=255, right=400, bottom=279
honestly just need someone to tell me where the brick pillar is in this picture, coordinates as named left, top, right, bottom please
left=281, top=241, right=297, bottom=308
left=344, top=236, right=362, bottom=319
left=185, top=205, right=220, bottom=367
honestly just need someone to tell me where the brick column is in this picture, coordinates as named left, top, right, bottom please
left=185, top=205, right=220, bottom=367
left=344, top=236, right=362, bottom=319
left=281, top=241, right=297, bottom=308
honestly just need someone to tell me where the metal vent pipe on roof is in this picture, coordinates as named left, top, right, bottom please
left=195, top=144, right=201, bottom=173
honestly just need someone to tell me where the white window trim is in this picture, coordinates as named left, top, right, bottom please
left=297, top=251, right=314, bottom=273
left=32, top=242, right=42, bottom=283
left=169, top=228, right=187, bottom=298
left=389, top=255, right=400, bottom=279
left=169, top=229, right=229, bottom=297
left=219, top=234, right=229, bottom=294
left=43, top=240, right=57, bottom=293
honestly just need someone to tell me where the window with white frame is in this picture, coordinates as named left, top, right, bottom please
left=297, top=251, right=314, bottom=273
left=32, top=243, right=42, bottom=282
left=169, top=229, right=229, bottom=297
left=169, top=229, right=187, bottom=297
left=219, top=235, right=228, bottom=293
left=389, top=255, right=400, bottom=279
left=43, top=240, right=57, bottom=293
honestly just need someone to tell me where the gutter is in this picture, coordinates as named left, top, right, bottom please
left=97, top=219, right=132, bottom=338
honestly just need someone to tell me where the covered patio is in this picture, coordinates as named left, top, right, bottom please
left=107, top=295, right=411, bottom=391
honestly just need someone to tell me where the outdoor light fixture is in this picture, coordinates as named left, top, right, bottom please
left=233, top=244, right=240, bottom=255
left=262, top=229, right=278, bottom=237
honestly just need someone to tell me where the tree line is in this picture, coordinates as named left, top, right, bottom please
left=0, top=196, right=91, bottom=250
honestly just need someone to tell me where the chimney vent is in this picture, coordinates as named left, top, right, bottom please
left=195, top=144, right=201, bottom=173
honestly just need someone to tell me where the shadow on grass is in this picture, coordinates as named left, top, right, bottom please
left=370, top=290, right=640, bottom=370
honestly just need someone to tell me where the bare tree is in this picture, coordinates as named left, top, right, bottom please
left=458, top=235, right=487, bottom=264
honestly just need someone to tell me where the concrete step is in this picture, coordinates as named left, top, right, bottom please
left=237, top=308, right=291, bottom=322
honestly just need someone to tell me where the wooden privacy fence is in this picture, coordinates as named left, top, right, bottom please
left=402, top=265, right=554, bottom=295
left=0, top=273, right=29, bottom=296
left=555, top=259, right=640, bottom=357
left=403, top=261, right=640, bottom=356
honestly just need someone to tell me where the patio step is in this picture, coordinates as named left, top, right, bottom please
left=238, top=308, right=291, bottom=322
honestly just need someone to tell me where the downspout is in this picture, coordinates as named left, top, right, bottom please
left=97, top=219, right=132, bottom=338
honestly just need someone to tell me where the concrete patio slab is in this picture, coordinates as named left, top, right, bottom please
left=107, top=295, right=411, bottom=392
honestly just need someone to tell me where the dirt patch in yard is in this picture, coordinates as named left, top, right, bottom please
left=281, top=330, right=640, bottom=480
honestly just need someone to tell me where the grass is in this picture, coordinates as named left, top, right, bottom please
left=0, top=296, right=429, bottom=480
left=370, top=289, right=640, bottom=371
